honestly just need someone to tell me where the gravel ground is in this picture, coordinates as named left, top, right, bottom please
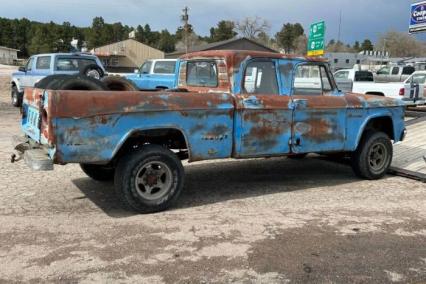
left=0, top=75, right=425, bottom=283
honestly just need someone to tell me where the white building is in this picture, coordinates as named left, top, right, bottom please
left=0, top=46, right=19, bottom=65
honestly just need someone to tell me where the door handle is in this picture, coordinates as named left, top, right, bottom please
left=293, top=99, right=308, bottom=109
left=243, top=97, right=261, bottom=105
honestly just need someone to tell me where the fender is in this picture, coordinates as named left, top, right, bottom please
left=353, top=110, right=394, bottom=150
left=111, top=126, right=192, bottom=161
left=11, top=78, right=23, bottom=93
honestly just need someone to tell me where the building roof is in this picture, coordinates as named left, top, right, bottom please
left=180, top=50, right=327, bottom=67
left=167, top=37, right=277, bottom=57
left=0, top=46, right=19, bottom=52
left=92, top=38, right=163, bottom=57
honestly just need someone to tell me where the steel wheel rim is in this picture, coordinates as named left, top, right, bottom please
left=368, top=142, right=387, bottom=172
left=134, top=161, right=173, bottom=201
left=86, top=69, right=100, bottom=79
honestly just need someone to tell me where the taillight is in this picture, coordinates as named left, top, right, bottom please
left=399, top=88, right=404, bottom=96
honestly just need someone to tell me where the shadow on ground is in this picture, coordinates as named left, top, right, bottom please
left=72, top=156, right=367, bottom=218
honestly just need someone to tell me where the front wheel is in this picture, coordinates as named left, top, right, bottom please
left=114, top=144, right=184, bottom=213
left=11, top=85, right=22, bottom=107
left=351, top=131, right=393, bottom=180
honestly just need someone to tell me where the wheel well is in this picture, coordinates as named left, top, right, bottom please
left=113, top=128, right=188, bottom=162
left=363, top=116, right=394, bottom=140
left=365, top=92, right=385, bottom=96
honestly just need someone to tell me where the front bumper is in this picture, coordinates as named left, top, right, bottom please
left=11, top=136, right=53, bottom=171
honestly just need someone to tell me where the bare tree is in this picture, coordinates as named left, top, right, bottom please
left=376, top=31, right=426, bottom=57
left=294, top=35, right=308, bottom=55
left=236, top=17, right=270, bottom=39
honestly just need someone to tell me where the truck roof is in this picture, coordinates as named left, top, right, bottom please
left=180, top=50, right=328, bottom=67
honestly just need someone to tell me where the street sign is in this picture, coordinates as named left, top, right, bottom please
left=307, top=21, right=325, bottom=56
left=409, top=1, right=426, bottom=33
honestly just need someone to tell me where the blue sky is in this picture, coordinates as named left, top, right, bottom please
left=0, top=0, right=423, bottom=44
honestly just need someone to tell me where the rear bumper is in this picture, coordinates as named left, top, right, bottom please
left=401, top=98, right=426, bottom=106
left=12, top=136, right=53, bottom=171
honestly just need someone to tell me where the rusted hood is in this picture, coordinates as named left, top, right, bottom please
left=47, top=90, right=235, bottom=118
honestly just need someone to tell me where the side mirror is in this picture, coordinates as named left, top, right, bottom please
left=18, top=66, right=26, bottom=72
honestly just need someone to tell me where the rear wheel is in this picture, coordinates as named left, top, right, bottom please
left=80, top=164, right=115, bottom=181
left=114, top=144, right=184, bottom=213
left=351, top=131, right=392, bottom=179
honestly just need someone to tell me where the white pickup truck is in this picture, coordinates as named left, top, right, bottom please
left=334, top=69, right=425, bottom=106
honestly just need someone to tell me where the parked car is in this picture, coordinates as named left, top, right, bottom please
left=334, top=68, right=374, bottom=92
left=13, top=50, right=406, bottom=213
left=11, top=53, right=106, bottom=107
left=374, top=64, right=415, bottom=83
left=125, top=59, right=177, bottom=90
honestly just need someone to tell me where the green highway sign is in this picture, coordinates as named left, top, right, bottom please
left=307, top=21, right=325, bottom=56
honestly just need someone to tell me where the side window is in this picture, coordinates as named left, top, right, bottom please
left=140, top=61, right=152, bottom=74
left=56, top=58, right=79, bottom=71
left=78, top=58, right=97, bottom=69
left=243, top=61, right=278, bottom=94
left=411, top=74, right=426, bottom=84
left=186, top=61, right=218, bottom=87
left=391, top=67, right=399, bottom=75
left=26, top=57, right=34, bottom=71
left=377, top=67, right=389, bottom=75
left=402, top=66, right=415, bottom=75
left=293, top=64, right=333, bottom=95
left=36, top=56, right=51, bottom=70
left=153, top=61, right=176, bottom=74
left=334, top=71, right=349, bottom=79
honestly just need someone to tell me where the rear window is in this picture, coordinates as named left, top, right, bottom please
left=56, top=57, right=97, bottom=71
left=56, top=58, right=79, bottom=71
left=354, top=71, right=374, bottom=82
left=153, top=61, right=176, bottom=74
left=36, top=56, right=51, bottom=69
left=186, top=61, right=218, bottom=87
left=402, top=66, right=415, bottom=75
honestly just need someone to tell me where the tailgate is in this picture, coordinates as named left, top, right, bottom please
left=21, top=88, right=44, bottom=143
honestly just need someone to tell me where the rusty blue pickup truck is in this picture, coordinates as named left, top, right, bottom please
left=13, top=50, right=406, bottom=213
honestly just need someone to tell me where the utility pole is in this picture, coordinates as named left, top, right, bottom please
left=337, top=9, right=342, bottom=43
left=181, top=6, right=189, bottom=54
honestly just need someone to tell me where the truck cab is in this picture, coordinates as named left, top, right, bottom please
left=126, top=59, right=177, bottom=90
left=11, top=53, right=105, bottom=107
left=375, top=65, right=415, bottom=83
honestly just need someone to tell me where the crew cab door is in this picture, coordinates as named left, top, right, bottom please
left=235, top=59, right=293, bottom=157
left=132, top=61, right=153, bottom=89
left=291, top=63, right=346, bottom=153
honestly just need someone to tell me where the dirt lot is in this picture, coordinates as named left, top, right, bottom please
left=0, top=75, right=425, bottom=283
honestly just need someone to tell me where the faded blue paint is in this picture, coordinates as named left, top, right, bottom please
left=19, top=54, right=407, bottom=166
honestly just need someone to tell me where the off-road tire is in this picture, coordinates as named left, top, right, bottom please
left=114, top=144, right=184, bottom=214
left=11, top=85, right=22, bottom=107
left=35, top=75, right=72, bottom=89
left=80, top=164, right=115, bottom=181
left=351, top=131, right=393, bottom=179
left=46, top=75, right=108, bottom=91
left=101, top=76, right=139, bottom=91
